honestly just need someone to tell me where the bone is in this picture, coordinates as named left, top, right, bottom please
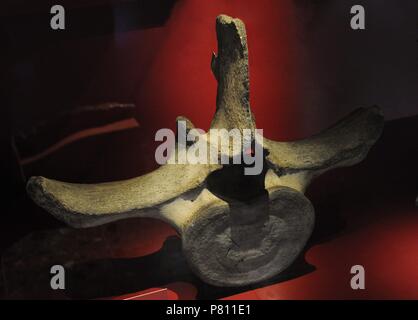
left=27, top=151, right=219, bottom=229
left=210, top=15, right=255, bottom=134
left=263, top=106, right=384, bottom=192
left=182, top=186, right=314, bottom=287
left=26, top=14, right=384, bottom=287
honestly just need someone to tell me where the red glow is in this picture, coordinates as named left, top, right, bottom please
left=133, top=0, right=302, bottom=140
left=224, top=208, right=418, bottom=300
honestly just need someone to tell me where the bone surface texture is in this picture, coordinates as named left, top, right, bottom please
left=27, top=14, right=384, bottom=287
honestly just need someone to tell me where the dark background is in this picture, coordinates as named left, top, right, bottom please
left=4, top=0, right=418, bottom=139
left=2, top=0, right=418, bottom=300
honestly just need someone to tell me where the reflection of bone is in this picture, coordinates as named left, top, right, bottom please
left=27, top=15, right=384, bottom=287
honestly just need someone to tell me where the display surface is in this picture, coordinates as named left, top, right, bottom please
left=5, top=0, right=417, bottom=302
left=27, top=15, right=383, bottom=287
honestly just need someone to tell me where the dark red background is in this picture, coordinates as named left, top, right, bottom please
left=7, top=0, right=305, bottom=141
left=7, top=0, right=418, bottom=138
left=4, top=0, right=418, bottom=300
